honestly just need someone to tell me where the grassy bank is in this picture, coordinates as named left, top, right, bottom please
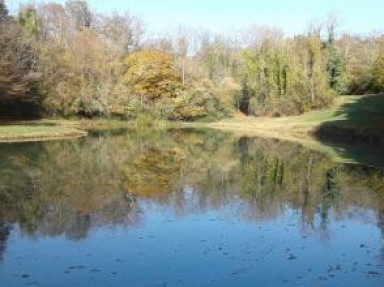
left=201, top=94, right=384, bottom=166
left=0, top=117, right=174, bottom=142
left=0, top=118, right=132, bottom=142
left=208, top=95, right=384, bottom=144
left=0, top=125, right=87, bottom=143
left=1, top=94, right=383, bottom=148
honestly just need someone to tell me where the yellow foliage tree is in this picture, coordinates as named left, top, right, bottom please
left=122, top=50, right=182, bottom=109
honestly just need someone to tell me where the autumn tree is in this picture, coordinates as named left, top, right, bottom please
left=123, top=50, right=182, bottom=111
left=240, top=27, right=333, bottom=116
left=336, top=33, right=382, bottom=94
left=4, top=1, right=382, bottom=121
left=241, top=28, right=286, bottom=115
left=33, top=2, right=145, bottom=118
left=0, top=1, right=41, bottom=117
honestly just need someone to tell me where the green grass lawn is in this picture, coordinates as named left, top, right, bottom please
left=311, top=95, right=384, bottom=142
left=206, top=94, right=384, bottom=166
left=0, top=125, right=87, bottom=142
left=296, top=95, right=384, bottom=125
left=210, top=95, right=384, bottom=137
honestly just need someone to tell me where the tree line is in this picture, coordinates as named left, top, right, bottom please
left=1, top=0, right=384, bottom=120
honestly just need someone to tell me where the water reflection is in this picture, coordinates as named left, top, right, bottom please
left=0, top=129, right=383, bottom=240
left=0, top=128, right=383, bottom=285
left=0, top=137, right=141, bottom=243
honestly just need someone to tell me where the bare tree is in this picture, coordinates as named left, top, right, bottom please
left=65, top=0, right=91, bottom=30
left=325, top=13, right=341, bottom=43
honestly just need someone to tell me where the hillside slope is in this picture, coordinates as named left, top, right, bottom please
left=208, top=95, right=384, bottom=166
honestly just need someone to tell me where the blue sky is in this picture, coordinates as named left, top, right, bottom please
left=7, top=0, right=384, bottom=35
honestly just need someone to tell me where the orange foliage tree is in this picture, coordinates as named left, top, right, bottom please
left=122, top=50, right=182, bottom=110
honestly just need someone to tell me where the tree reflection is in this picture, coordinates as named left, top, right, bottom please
left=0, top=222, right=11, bottom=262
left=0, top=128, right=383, bottom=250
left=319, top=168, right=340, bottom=231
left=123, top=147, right=186, bottom=199
left=0, top=137, right=141, bottom=243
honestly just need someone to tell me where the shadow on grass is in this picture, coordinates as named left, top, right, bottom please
left=314, top=94, right=384, bottom=167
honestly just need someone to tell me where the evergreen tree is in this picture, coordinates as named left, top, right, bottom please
left=374, top=43, right=384, bottom=92
left=17, top=6, right=40, bottom=37
left=326, top=43, right=348, bottom=94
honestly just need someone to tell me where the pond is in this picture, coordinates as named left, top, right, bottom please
left=0, top=128, right=383, bottom=287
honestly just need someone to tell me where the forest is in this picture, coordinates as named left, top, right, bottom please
left=1, top=0, right=384, bottom=121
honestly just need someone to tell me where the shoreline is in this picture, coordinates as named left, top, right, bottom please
left=0, top=117, right=383, bottom=168
left=0, top=125, right=88, bottom=143
left=0, top=95, right=382, bottom=149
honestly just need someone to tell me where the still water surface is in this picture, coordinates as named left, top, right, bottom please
left=0, top=128, right=384, bottom=286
